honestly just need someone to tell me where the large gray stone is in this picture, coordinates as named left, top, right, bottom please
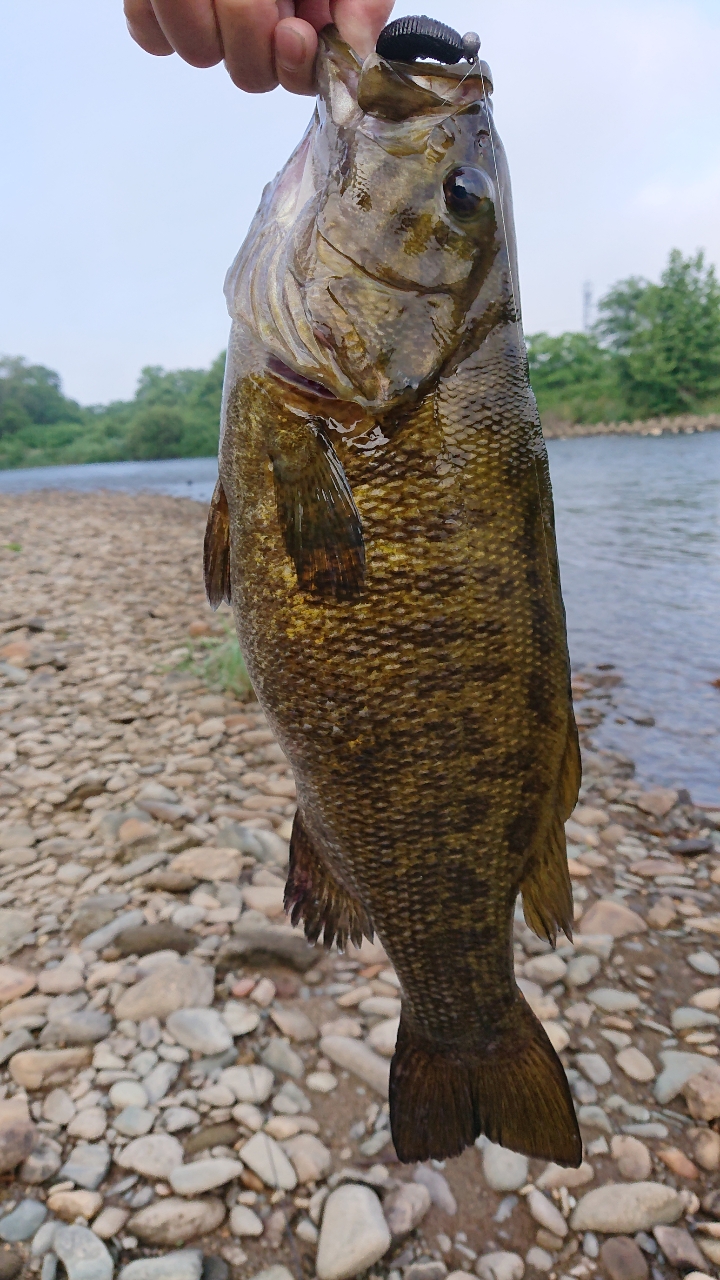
left=570, top=1183, right=684, bottom=1233
left=169, top=1158, right=243, bottom=1196
left=128, top=1197, right=225, bottom=1245
left=316, top=1184, right=391, bottom=1280
left=53, top=1224, right=114, bottom=1280
left=240, top=1132, right=297, bottom=1190
left=165, top=1008, right=232, bottom=1057
left=116, top=1134, right=184, bottom=1179
left=59, top=1142, right=110, bottom=1191
left=40, top=1008, right=111, bottom=1045
left=654, top=1051, right=712, bottom=1104
left=115, top=960, right=214, bottom=1022
left=119, top=1251, right=203, bottom=1280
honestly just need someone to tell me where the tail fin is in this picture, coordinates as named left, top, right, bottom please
left=390, top=997, right=581, bottom=1166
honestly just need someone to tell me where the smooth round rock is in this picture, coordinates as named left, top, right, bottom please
left=0, top=1199, right=46, bottom=1242
left=239, top=1132, right=297, bottom=1190
left=116, top=1134, right=184, bottom=1179
left=476, top=1253, right=525, bottom=1280
left=230, top=1204, right=264, bottom=1237
left=118, top=1250, right=203, bottom=1280
left=109, top=1081, right=148, bottom=1110
left=570, top=1183, right=684, bottom=1233
left=128, top=1197, right=225, bottom=1246
left=481, top=1140, right=529, bottom=1192
left=165, top=1008, right=233, bottom=1057
left=688, top=952, right=720, bottom=977
left=114, top=1107, right=154, bottom=1138
left=599, top=1236, right=649, bottom=1280
left=54, top=1223, right=113, bottom=1280
left=316, top=1184, right=391, bottom=1280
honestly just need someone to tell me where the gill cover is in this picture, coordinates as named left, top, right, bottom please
left=225, top=28, right=516, bottom=409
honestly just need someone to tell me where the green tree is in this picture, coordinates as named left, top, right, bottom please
left=527, top=331, right=622, bottom=423
left=126, top=405, right=186, bottom=459
left=596, top=250, right=720, bottom=415
left=0, top=356, right=83, bottom=438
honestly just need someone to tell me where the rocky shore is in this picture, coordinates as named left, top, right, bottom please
left=542, top=414, right=720, bottom=441
left=0, top=489, right=719, bottom=1280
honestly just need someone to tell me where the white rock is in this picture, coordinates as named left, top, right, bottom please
left=162, top=1107, right=200, bottom=1133
left=525, top=1248, right=553, bottom=1272
left=367, top=1017, right=399, bottom=1058
left=165, top=1008, right=233, bottom=1056
left=232, top=1103, right=264, bottom=1131
left=119, top=1249, right=203, bottom=1279
left=222, top=1001, right=260, bottom=1037
left=282, top=1134, right=331, bottom=1184
left=570, top=1182, right=684, bottom=1232
left=476, top=1252, right=525, bottom=1280
left=115, top=961, right=214, bottom=1022
left=116, top=1134, right=184, bottom=1179
left=655, top=1051, right=711, bottom=1104
left=543, top=1021, right=570, bottom=1052
left=230, top=1204, right=264, bottom=1236
left=588, top=988, right=641, bottom=1013
left=221, top=1065, right=274, bottom=1104
left=481, top=1140, right=529, bottom=1192
left=384, top=1182, right=431, bottom=1238
left=42, top=1088, right=75, bottom=1126
left=114, top=1107, right=154, bottom=1137
left=91, top=1206, right=129, bottom=1240
left=109, top=1081, right=148, bottom=1110
left=616, top=1047, right=655, bottom=1082
left=128, top=1197, right=225, bottom=1245
left=523, top=955, right=567, bottom=986
left=316, top=1183, right=391, bottom=1280
left=536, top=1162, right=595, bottom=1190
left=565, top=954, right=600, bottom=988
left=67, top=1107, right=106, bottom=1141
left=319, top=1035, right=390, bottom=1097
left=240, top=1131, right=297, bottom=1190
left=54, top=1223, right=114, bottom=1280
left=526, top=1189, right=567, bottom=1238
left=688, top=951, right=720, bottom=977
left=170, top=1158, right=244, bottom=1196
left=306, top=1072, right=337, bottom=1093
left=577, top=1053, right=612, bottom=1086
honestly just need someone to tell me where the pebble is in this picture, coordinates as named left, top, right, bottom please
left=570, top=1182, right=684, bottom=1233
left=42, top=1088, right=76, bottom=1125
left=319, top=1035, right=390, bottom=1096
left=282, top=1133, right=331, bottom=1184
left=588, top=988, right=641, bottom=1013
left=9, top=1046, right=90, bottom=1089
left=170, top=1158, right=244, bottom=1195
left=90, top=1207, right=129, bottom=1239
left=240, top=1131, right=297, bottom=1190
left=230, top=1204, right=264, bottom=1237
left=654, top=1051, right=712, bottom=1103
left=53, top=1223, right=114, bottom=1280
left=525, top=1189, right=567, bottom=1238
left=115, top=960, right=215, bottom=1022
left=0, top=966, right=36, bottom=1005
left=523, top=955, right=567, bottom=986
left=577, top=1052, right=612, bottom=1086
left=536, top=1161, right=594, bottom=1190
left=367, top=1017, right=399, bottom=1057
left=653, top=1225, right=706, bottom=1271
left=20, top=1136, right=62, bottom=1184
left=657, top=1145, right=700, bottom=1179
left=117, top=1134, right=184, bottom=1179
left=165, top=1008, right=233, bottom=1056
left=67, top=1106, right=107, bottom=1140
left=315, top=1183, right=391, bottom=1280
left=566, top=954, right=600, bottom=987
left=221, top=1001, right=260, bottom=1037
left=616, top=1047, right=656, bottom=1082
left=688, top=951, right=720, bottom=977
left=598, top=1236, right=649, bottom=1280
left=579, top=900, right=647, bottom=938
left=221, top=1064, right=274, bottom=1104
left=118, top=1251, right=203, bottom=1280
left=0, top=1199, right=46, bottom=1241
left=476, top=1253, right=525, bottom=1280
left=128, top=1197, right=226, bottom=1245
left=525, top=1248, right=552, bottom=1272
left=269, top=1006, right=317, bottom=1041
left=114, top=1106, right=154, bottom=1137
left=59, top=1142, right=111, bottom=1190
left=47, top=1190, right=102, bottom=1222
left=414, top=1165, right=458, bottom=1214
left=109, top=1081, right=148, bottom=1109
left=480, top=1140, right=529, bottom=1192
left=384, top=1182, right=431, bottom=1239
left=0, top=1097, right=36, bottom=1174
left=610, top=1135, right=652, bottom=1180
left=261, top=1037, right=304, bottom=1079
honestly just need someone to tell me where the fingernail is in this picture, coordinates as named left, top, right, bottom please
left=276, top=28, right=306, bottom=71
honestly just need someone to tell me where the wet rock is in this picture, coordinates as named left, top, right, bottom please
left=570, top=1183, right=683, bottom=1233
left=0, top=1097, right=36, bottom=1174
left=166, top=1008, right=233, bottom=1056
left=115, top=959, right=214, bottom=1021
left=384, top=1182, right=431, bottom=1239
left=579, top=900, right=647, bottom=938
left=119, top=1252, right=203, bottom=1280
left=169, top=1158, right=243, bottom=1196
left=9, top=1046, right=91, bottom=1088
left=116, top=1133, right=184, bottom=1179
left=480, top=1141, right=529, bottom=1192
left=53, top=1223, right=113, bottom=1280
left=598, top=1236, right=649, bottom=1280
left=128, top=1197, right=226, bottom=1245
left=115, top=923, right=196, bottom=956
left=476, top=1253, right=525, bottom=1280
left=319, top=1035, right=390, bottom=1097
left=59, top=1142, right=111, bottom=1190
left=610, top=1135, right=652, bottom=1181
left=652, top=1226, right=706, bottom=1271
left=315, top=1183, right=391, bottom=1280
left=240, top=1131, right=297, bottom=1190
left=0, top=1198, right=46, bottom=1241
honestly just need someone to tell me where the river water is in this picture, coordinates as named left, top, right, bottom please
left=1, top=435, right=718, bottom=805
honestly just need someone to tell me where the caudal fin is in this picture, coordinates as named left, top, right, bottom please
left=389, top=997, right=581, bottom=1166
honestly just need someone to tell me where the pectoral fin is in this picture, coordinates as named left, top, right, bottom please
left=204, top=478, right=232, bottom=609
left=272, top=424, right=365, bottom=602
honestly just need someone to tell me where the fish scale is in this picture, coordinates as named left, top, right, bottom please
left=206, top=25, right=582, bottom=1166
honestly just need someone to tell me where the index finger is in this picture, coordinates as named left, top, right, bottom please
left=331, top=0, right=394, bottom=58
left=147, top=0, right=224, bottom=67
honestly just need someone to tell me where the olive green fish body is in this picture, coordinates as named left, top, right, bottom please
left=209, top=28, right=582, bottom=1165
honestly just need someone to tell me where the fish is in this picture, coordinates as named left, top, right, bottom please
left=205, top=22, right=582, bottom=1166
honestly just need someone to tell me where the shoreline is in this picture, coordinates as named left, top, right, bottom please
left=543, top=413, right=720, bottom=440
left=0, top=491, right=719, bottom=1279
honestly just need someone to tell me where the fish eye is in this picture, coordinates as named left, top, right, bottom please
left=443, top=166, right=494, bottom=220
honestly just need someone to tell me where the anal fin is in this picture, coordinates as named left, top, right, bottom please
left=204, top=478, right=232, bottom=609
left=521, top=714, right=582, bottom=946
left=284, top=811, right=373, bottom=950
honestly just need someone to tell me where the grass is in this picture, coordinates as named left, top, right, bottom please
left=165, top=620, right=252, bottom=700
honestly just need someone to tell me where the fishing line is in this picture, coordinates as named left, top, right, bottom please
left=479, top=69, right=556, bottom=588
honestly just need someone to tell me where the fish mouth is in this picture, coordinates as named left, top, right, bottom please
left=266, top=356, right=339, bottom=402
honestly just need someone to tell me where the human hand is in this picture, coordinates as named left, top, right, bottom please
left=124, top=0, right=394, bottom=95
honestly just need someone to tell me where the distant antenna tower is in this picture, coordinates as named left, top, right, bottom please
left=582, top=281, right=593, bottom=332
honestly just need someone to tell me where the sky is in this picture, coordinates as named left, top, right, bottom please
left=1, top=0, right=719, bottom=405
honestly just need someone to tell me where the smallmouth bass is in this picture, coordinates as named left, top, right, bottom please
left=206, top=23, right=582, bottom=1166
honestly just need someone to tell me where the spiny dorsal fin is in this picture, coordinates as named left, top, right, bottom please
left=204, top=478, right=232, bottom=609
